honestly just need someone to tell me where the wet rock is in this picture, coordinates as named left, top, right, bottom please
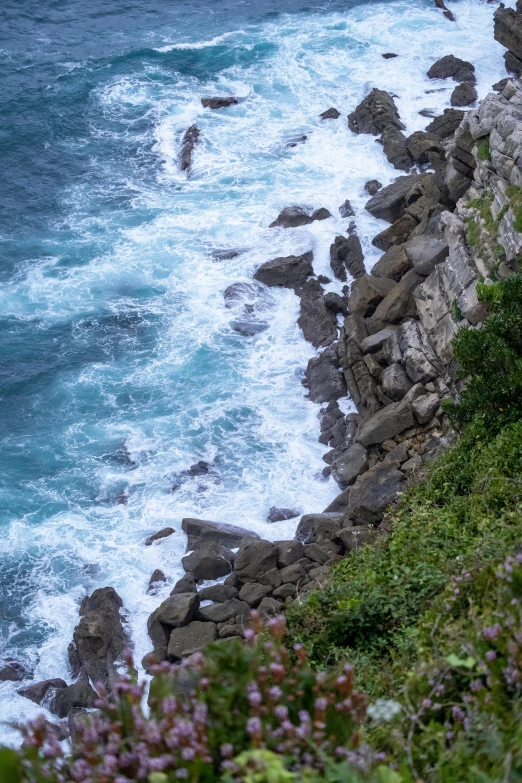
left=155, top=593, right=200, bottom=629
left=381, top=124, right=414, bottom=170
left=434, top=0, right=455, bottom=21
left=168, top=622, right=217, bottom=662
left=348, top=88, right=405, bottom=135
left=51, top=682, right=98, bottom=719
left=147, top=570, right=167, bottom=595
left=323, top=488, right=352, bottom=513
left=305, top=344, right=346, bottom=403
left=425, top=109, right=465, bottom=139
left=298, top=279, right=338, bottom=348
left=427, top=55, right=476, bottom=83
left=347, top=274, right=396, bottom=316
left=238, top=583, right=273, bottom=607
left=182, top=543, right=234, bottom=581
left=230, top=321, right=269, bottom=336
left=18, top=679, right=67, bottom=707
left=234, top=540, right=278, bottom=583
left=286, top=134, right=308, bottom=148
left=406, top=130, right=442, bottom=165
left=182, top=517, right=259, bottom=550
left=196, top=598, right=251, bottom=624
left=404, top=236, right=449, bottom=275
left=331, top=443, right=369, bottom=488
left=339, top=199, right=355, bottom=217
left=365, top=179, right=382, bottom=195
left=451, top=82, right=478, bottom=107
left=382, top=52, right=399, bottom=58
left=70, top=587, right=127, bottom=687
left=212, top=248, right=242, bottom=261
left=224, top=281, right=265, bottom=309
left=348, top=463, right=405, bottom=523
left=145, top=527, right=175, bottom=546
left=330, top=234, right=365, bottom=281
left=186, top=461, right=211, bottom=477
left=380, top=363, right=412, bottom=401
left=365, top=175, right=420, bottom=223
left=324, top=292, right=349, bottom=316
left=269, top=206, right=331, bottom=229
left=267, top=507, right=300, bottom=523
left=320, top=107, right=341, bottom=119
left=171, top=574, right=197, bottom=595
left=0, top=660, right=30, bottom=682
left=253, top=252, right=313, bottom=290
left=179, top=125, right=200, bottom=172
left=276, top=540, right=305, bottom=568
left=201, top=96, right=239, bottom=109
left=198, top=584, right=239, bottom=602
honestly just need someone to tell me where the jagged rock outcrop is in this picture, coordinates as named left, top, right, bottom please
left=348, top=89, right=413, bottom=170
left=494, top=2, right=522, bottom=76
left=179, top=125, right=200, bottom=172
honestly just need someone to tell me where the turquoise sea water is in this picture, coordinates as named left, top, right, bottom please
left=0, top=0, right=512, bottom=741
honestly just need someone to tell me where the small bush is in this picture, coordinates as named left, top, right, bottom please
left=475, top=137, right=491, bottom=162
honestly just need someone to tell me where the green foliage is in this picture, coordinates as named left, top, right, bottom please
left=0, top=748, right=21, bottom=783
left=444, top=275, right=522, bottom=432
left=506, top=185, right=522, bottom=233
left=475, top=137, right=491, bottom=161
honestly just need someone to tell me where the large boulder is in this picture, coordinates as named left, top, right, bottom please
left=182, top=518, right=259, bottom=550
left=305, top=345, right=346, bottom=403
left=275, top=540, right=305, bottom=568
left=197, top=584, right=238, bottom=602
left=348, top=89, right=412, bottom=170
left=494, top=4, right=522, bottom=70
left=70, top=587, right=127, bottom=687
left=0, top=660, right=30, bottom=682
left=406, top=131, right=442, bottom=165
left=267, top=507, right=300, bottom=523
left=331, top=443, right=369, bottom=488
left=167, top=622, right=217, bottom=661
left=347, top=274, right=396, bottom=316
left=368, top=269, right=423, bottom=329
left=234, top=540, right=278, bottom=583
left=324, top=292, right=349, bottom=316
left=155, top=593, right=200, bottom=628
left=294, top=512, right=346, bottom=544
left=253, top=252, right=313, bottom=290
left=371, top=245, right=411, bottom=282
left=380, top=363, right=412, bottom=401
left=451, top=82, right=477, bottom=107
left=297, top=279, right=338, bottom=348
left=425, top=109, right=465, bottom=139
left=51, top=682, right=98, bottom=719
left=372, top=214, right=418, bottom=251
left=357, top=386, right=425, bottom=446
left=18, top=679, right=67, bottom=708
left=381, top=124, right=414, bottom=171
left=182, top=542, right=234, bottom=581
left=329, top=235, right=365, bottom=281
left=336, top=526, right=378, bottom=552
left=196, top=598, right=251, bottom=623
left=404, top=236, right=448, bottom=275
left=364, top=175, right=421, bottom=223
left=179, top=125, right=200, bottom=172
left=269, top=206, right=331, bottom=229
left=238, top=583, right=273, bottom=607
left=427, top=55, right=476, bottom=83
left=348, top=463, right=405, bottom=523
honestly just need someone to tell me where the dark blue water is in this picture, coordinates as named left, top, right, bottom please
left=0, top=0, right=507, bottom=741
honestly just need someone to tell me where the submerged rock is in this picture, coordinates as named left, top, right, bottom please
left=201, top=96, right=239, bottom=109
left=179, top=125, right=200, bottom=172
left=269, top=206, right=331, bottom=228
left=267, top=507, right=300, bottom=523
left=320, top=107, right=341, bottom=119
left=145, top=527, right=175, bottom=546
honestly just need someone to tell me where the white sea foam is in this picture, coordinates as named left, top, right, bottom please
left=0, top=0, right=516, bottom=744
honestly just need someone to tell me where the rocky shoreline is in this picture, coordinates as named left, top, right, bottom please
left=4, top=0, right=522, bottom=740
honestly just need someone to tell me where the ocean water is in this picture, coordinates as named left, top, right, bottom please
left=0, top=0, right=513, bottom=743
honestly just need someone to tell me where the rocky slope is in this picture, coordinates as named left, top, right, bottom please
left=8, top=0, right=522, bottom=738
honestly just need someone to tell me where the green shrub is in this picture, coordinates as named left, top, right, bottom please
left=475, top=137, right=491, bottom=162
left=506, top=185, right=522, bottom=233
left=444, top=275, right=522, bottom=433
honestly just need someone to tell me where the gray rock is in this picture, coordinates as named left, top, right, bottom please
left=321, top=107, right=341, bottom=119
left=273, top=583, right=297, bottom=600
left=238, top=583, right=273, bottom=607
left=365, top=179, right=382, bottom=195
left=336, top=526, right=378, bottom=552
left=357, top=398, right=415, bottom=447
left=18, top=679, right=67, bottom=707
left=279, top=563, right=307, bottom=584
left=179, top=125, right=200, bottom=172
left=269, top=206, right=331, bottom=229
left=324, top=292, right=348, bottom=316
left=361, top=327, right=398, bottom=354
left=348, top=89, right=406, bottom=135
left=427, top=55, right=476, bottom=83
left=0, top=660, right=30, bottom=682
left=171, top=573, right=197, bottom=595
left=198, top=584, right=239, bottom=602
left=182, top=543, right=234, bottom=581
left=145, top=527, right=175, bottom=546
left=330, top=235, right=365, bottom=281
left=258, top=568, right=283, bottom=589
left=406, top=131, right=442, bottom=165
left=305, top=345, right=346, bottom=403
left=234, top=540, right=278, bottom=583
left=331, top=443, right=369, bottom=488
left=348, top=463, right=405, bottom=523
left=253, top=252, right=313, bottom=290
left=425, top=109, right=465, bottom=139
left=230, top=321, right=269, bottom=336
left=156, top=593, right=200, bottom=629
left=371, top=245, right=411, bottom=282
left=148, top=569, right=167, bottom=595
left=451, top=82, right=478, bottom=107
left=304, top=540, right=341, bottom=564
left=368, top=269, right=423, bottom=329
left=294, top=512, right=345, bottom=543
left=339, top=199, right=355, bottom=217
left=412, top=393, right=440, bottom=424
left=267, top=507, right=299, bottom=523
left=201, top=97, right=239, bottom=109
left=197, top=598, right=251, bottom=624
left=168, top=622, right=217, bottom=661
left=51, top=682, right=98, bottom=719
left=298, top=279, right=338, bottom=348
left=257, top=597, right=283, bottom=617
left=381, top=124, right=414, bottom=170
left=398, top=319, right=442, bottom=383
left=182, top=518, right=259, bottom=550
left=404, top=236, right=449, bottom=275
left=323, top=487, right=352, bottom=513
left=372, top=214, right=418, bottom=252
left=275, top=540, right=305, bottom=568
left=365, top=175, right=420, bottom=223
left=347, top=274, right=396, bottom=316
left=380, top=363, right=412, bottom=401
